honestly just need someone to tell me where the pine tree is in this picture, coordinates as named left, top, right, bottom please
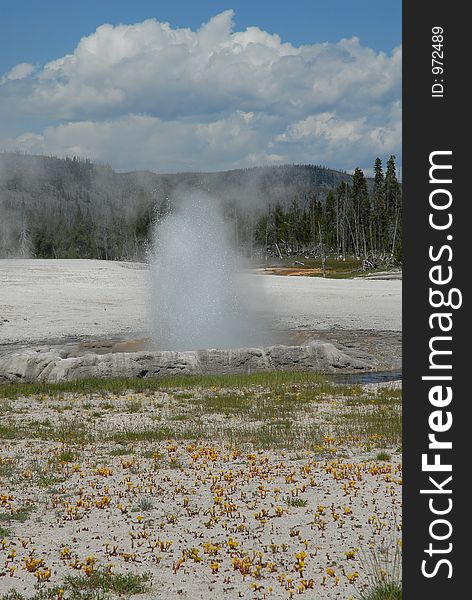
left=384, top=155, right=402, bottom=258
left=372, top=158, right=386, bottom=255
left=332, top=182, right=348, bottom=259
left=351, top=168, right=370, bottom=256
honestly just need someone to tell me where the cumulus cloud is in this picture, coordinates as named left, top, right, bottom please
left=0, top=62, right=35, bottom=85
left=0, top=10, right=401, bottom=171
left=0, top=112, right=277, bottom=172
left=274, top=101, right=401, bottom=169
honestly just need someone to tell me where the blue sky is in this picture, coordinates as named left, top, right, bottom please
left=0, top=2, right=401, bottom=173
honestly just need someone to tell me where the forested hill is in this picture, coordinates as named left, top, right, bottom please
left=0, top=152, right=401, bottom=262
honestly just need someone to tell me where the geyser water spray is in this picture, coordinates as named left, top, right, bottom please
left=150, top=192, right=267, bottom=351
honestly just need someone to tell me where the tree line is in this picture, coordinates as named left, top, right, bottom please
left=255, top=156, right=402, bottom=264
left=0, top=153, right=401, bottom=264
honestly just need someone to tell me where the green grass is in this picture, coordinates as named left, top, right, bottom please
left=188, top=383, right=364, bottom=421
left=37, top=473, right=67, bottom=488
left=108, top=447, right=133, bottom=456
left=0, top=525, right=11, bottom=537
left=356, top=539, right=402, bottom=600
left=0, top=459, right=16, bottom=478
left=178, top=384, right=400, bottom=449
left=175, top=419, right=325, bottom=450
left=344, top=387, right=401, bottom=406
left=0, top=570, right=152, bottom=600
left=332, top=404, right=402, bottom=447
left=0, top=422, right=19, bottom=439
left=0, top=592, right=26, bottom=600
left=63, top=570, right=152, bottom=597
left=270, top=255, right=399, bottom=279
left=37, top=419, right=92, bottom=444
left=0, top=506, right=33, bottom=524
left=1, top=372, right=402, bottom=450
left=376, top=451, right=392, bottom=461
left=137, top=496, right=154, bottom=511
left=0, top=399, right=12, bottom=414
left=359, top=582, right=402, bottom=600
left=285, top=497, right=308, bottom=507
left=0, top=417, right=93, bottom=444
left=58, top=448, right=79, bottom=463
left=168, top=413, right=189, bottom=421
left=0, top=371, right=329, bottom=400
left=173, top=392, right=194, bottom=400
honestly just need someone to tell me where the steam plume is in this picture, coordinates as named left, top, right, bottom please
left=150, top=192, right=266, bottom=350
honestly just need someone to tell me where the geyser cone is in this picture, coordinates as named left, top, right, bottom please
left=150, top=192, right=265, bottom=351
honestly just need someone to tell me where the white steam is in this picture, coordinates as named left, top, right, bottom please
left=150, top=192, right=267, bottom=350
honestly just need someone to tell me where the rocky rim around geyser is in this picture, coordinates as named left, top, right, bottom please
left=0, top=340, right=376, bottom=383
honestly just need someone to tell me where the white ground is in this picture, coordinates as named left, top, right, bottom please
left=0, top=259, right=401, bottom=346
left=0, top=386, right=402, bottom=599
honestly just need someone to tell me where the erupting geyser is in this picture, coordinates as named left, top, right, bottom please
left=150, top=192, right=266, bottom=351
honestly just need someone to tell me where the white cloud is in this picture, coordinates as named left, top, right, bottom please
left=0, top=62, right=35, bottom=85
left=273, top=101, right=401, bottom=171
left=1, top=112, right=278, bottom=172
left=0, top=11, right=401, bottom=171
left=277, top=113, right=366, bottom=144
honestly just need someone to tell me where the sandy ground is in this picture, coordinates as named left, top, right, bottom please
left=0, top=259, right=401, bottom=348
left=0, top=380, right=402, bottom=599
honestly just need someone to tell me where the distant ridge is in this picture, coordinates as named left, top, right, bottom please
left=1, top=152, right=393, bottom=261
left=0, top=152, right=355, bottom=209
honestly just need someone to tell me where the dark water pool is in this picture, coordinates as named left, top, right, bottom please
left=328, top=370, right=402, bottom=385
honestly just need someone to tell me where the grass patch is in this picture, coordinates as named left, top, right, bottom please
left=177, top=419, right=324, bottom=450
left=109, top=447, right=133, bottom=456
left=285, top=497, right=308, bottom=507
left=190, top=391, right=254, bottom=415
left=34, top=418, right=92, bottom=444
left=168, top=413, right=189, bottom=421
left=63, top=569, right=152, bottom=597
left=188, top=382, right=362, bottom=421
left=0, top=422, right=19, bottom=439
left=173, top=392, right=193, bottom=400
left=269, top=255, right=399, bottom=279
left=0, top=372, right=328, bottom=400
left=0, top=506, right=33, bottom=524
left=0, top=418, right=92, bottom=444
left=1, top=372, right=402, bottom=450
left=358, top=582, right=402, bottom=600
left=332, top=404, right=402, bottom=447
left=344, top=388, right=401, bottom=406
left=137, top=496, right=154, bottom=511
left=0, top=569, right=152, bottom=599
left=37, top=473, right=67, bottom=488
left=356, top=540, right=402, bottom=600
left=0, top=525, right=11, bottom=537
left=0, top=459, right=16, bottom=478
left=142, top=450, right=157, bottom=459
left=376, top=451, right=392, bottom=461
left=58, top=448, right=78, bottom=463
left=0, top=399, right=12, bottom=414
left=168, top=458, right=183, bottom=469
